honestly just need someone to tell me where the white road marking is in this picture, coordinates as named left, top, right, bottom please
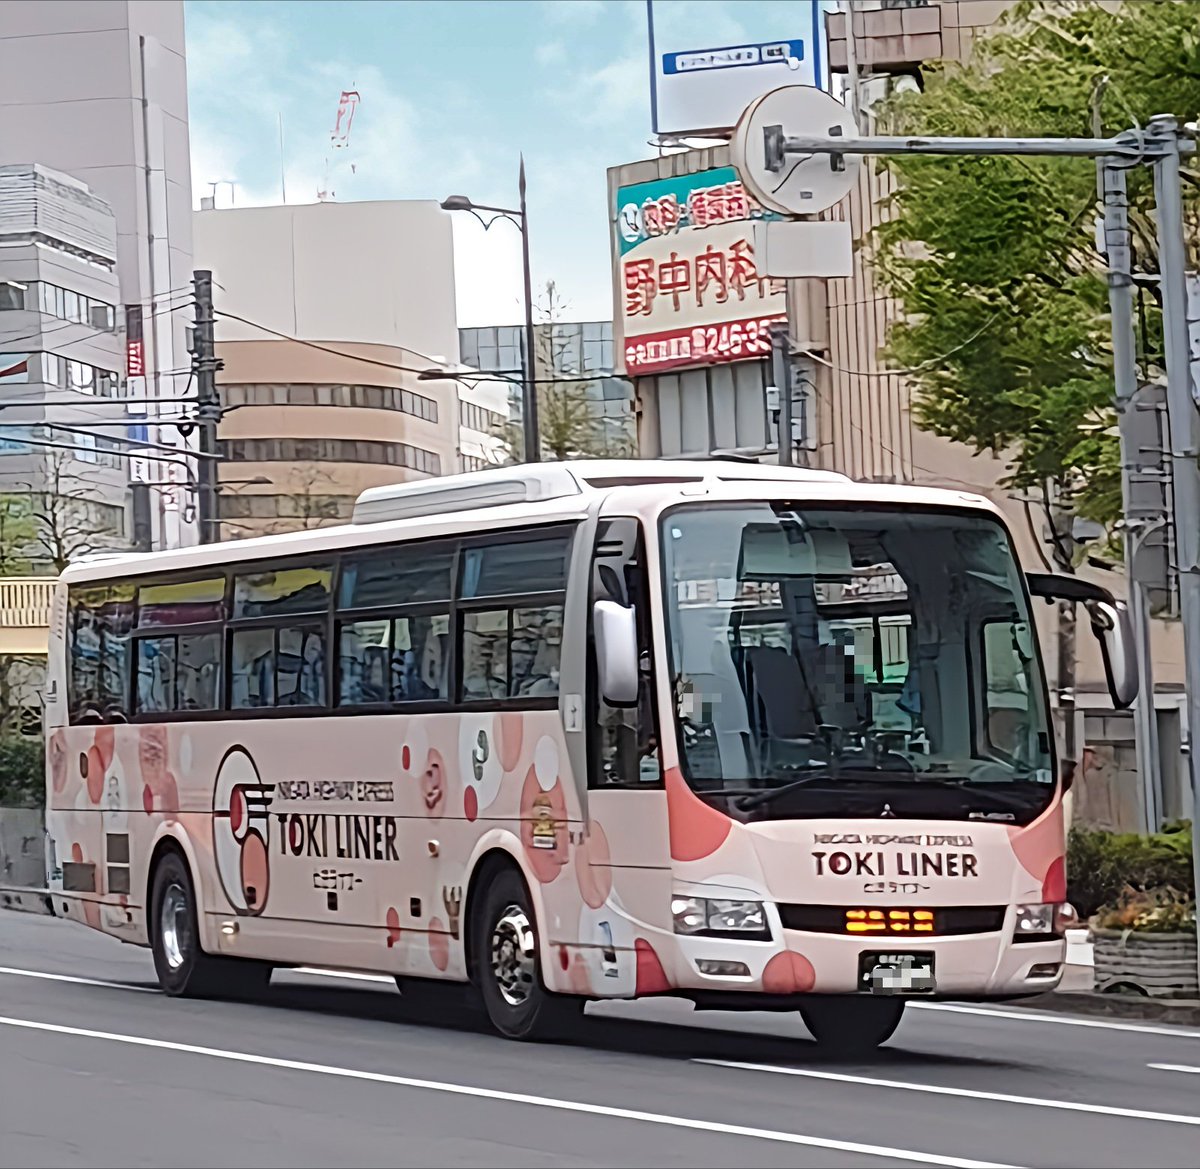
left=1149, top=1064, right=1200, bottom=1075
left=911, top=1001, right=1200, bottom=1040
left=0, top=965, right=157, bottom=994
left=0, top=1013, right=1012, bottom=1169
left=701, top=1059, right=1200, bottom=1127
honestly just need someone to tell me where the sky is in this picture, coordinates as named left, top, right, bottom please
left=183, top=0, right=824, bottom=328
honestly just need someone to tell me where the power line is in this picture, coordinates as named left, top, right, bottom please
left=214, top=307, right=616, bottom=387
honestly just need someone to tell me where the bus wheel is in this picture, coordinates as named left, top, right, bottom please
left=150, top=851, right=271, bottom=999
left=799, top=996, right=905, bottom=1054
left=470, top=867, right=581, bottom=1041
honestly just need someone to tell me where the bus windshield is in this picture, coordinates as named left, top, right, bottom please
left=660, top=503, right=1054, bottom=822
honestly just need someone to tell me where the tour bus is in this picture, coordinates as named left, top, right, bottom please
left=44, top=460, right=1136, bottom=1052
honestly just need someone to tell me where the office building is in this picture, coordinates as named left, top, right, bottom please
left=0, top=0, right=197, bottom=549
left=459, top=320, right=634, bottom=456
left=194, top=200, right=507, bottom=537
left=0, top=165, right=130, bottom=558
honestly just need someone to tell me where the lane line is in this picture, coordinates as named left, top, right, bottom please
left=4, top=962, right=1197, bottom=1045
left=0, top=1013, right=1012, bottom=1169
left=1149, top=1064, right=1200, bottom=1075
left=700, top=1059, right=1200, bottom=1127
left=910, top=1002, right=1200, bottom=1040
left=0, top=965, right=157, bottom=994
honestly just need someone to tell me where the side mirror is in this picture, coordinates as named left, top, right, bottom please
left=594, top=600, right=639, bottom=707
left=1085, top=598, right=1138, bottom=709
left=1026, top=573, right=1138, bottom=709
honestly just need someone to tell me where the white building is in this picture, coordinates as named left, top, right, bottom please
left=193, top=200, right=507, bottom=537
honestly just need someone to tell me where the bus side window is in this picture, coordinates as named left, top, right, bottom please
left=589, top=518, right=661, bottom=788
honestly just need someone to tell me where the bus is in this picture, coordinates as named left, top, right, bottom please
left=43, top=460, right=1136, bottom=1053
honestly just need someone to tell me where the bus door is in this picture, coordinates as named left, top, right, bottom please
left=584, top=518, right=672, bottom=982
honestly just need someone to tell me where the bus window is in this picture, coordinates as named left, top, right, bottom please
left=339, top=543, right=453, bottom=609
left=68, top=582, right=135, bottom=722
left=233, top=565, right=332, bottom=618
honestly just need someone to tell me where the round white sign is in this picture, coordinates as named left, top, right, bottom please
left=731, top=85, right=860, bottom=216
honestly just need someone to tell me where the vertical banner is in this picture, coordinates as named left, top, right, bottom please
left=125, top=305, right=146, bottom=413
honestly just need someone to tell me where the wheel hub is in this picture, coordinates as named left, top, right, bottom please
left=160, top=882, right=190, bottom=970
left=490, top=904, right=536, bottom=1007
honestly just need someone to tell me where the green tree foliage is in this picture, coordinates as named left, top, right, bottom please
left=875, top=0, right=1200, bottom=525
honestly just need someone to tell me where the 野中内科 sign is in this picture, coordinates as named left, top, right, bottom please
left=614, top=166, right=786, bottom=377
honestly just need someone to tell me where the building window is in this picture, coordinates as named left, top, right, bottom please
left=217, top=493, right=353, bottom=522
left=219, top=437, right=442, bottom=476
left=0, top=282, right=27, bottom=311
left=459, top=400, right=504, bottom=434
left=26, top=282, right=117, bottom=332
left=217, top=382, right=438, bottom=422
left=460, top=453, right=489, bottom=473
left=37, top=353, right=120, bottom=396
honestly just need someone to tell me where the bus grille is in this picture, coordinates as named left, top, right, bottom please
left=778, top=904, right=1007, bottom=937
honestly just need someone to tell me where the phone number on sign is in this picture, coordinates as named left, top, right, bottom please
left=625, top=316, right=784, bottom=374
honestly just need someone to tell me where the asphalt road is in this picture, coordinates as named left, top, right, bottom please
left=1, top=911, right=1199, bottom=1168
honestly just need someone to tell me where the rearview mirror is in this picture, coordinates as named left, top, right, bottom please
left=594, top=600, right=639, bottom=707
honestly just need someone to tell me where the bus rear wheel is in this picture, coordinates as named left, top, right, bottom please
left=799, top=996, right=905, bottom=1054
left=150, top=851, right=271, bottom=999
left=470, top=866, right=582, bottom=1041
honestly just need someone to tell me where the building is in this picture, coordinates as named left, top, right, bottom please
left=0, top=165, right=130, bottom=559
left=607, top=152, right=816, bottom=462
left=0, top=0, right=197, bottom=550
left=459, top=320, right=634, bottom=456
left=610, top=0, right=1180, bottom=829
left=193, top=200, right=507, bottom=537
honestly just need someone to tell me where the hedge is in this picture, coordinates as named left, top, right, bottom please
left=1067, top=822, right=1194, bottom=919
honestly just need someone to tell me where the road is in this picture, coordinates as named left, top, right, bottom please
left=1, top=911, right=1198, bottom=1168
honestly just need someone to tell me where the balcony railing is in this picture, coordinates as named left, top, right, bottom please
left=0, top=578, right=55, bottom=629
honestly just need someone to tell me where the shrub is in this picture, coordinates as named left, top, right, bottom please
left=1067, top=822, right=1194, bottom=919
left=1093, top=887, right=1195, bottom=933
left=0, top=735, right=45, bottom=808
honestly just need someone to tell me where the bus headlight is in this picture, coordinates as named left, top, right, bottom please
left=672, top=896, right=770, bottom=939
left=1014, top=902, right=1072, bottom=939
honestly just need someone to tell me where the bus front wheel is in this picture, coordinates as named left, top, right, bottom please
left=149, top=851, right=271, bottom=999
left=470, top=866, right=582, bottom=1041
left=799, top=996, right=905, bottom=1054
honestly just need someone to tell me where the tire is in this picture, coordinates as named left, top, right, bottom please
left=469, top=866, right=582, bottom=1041
left=149, top=851, right=271, bottom=999
left=799, top=996, right=905, bottom=1054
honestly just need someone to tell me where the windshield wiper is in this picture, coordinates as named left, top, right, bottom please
left=902, top=777, right=1049, bottom=810
left=736, top=769, right=908, bottom=811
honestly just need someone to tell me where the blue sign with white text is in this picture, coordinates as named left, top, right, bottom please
left=662, top=39, right=805, bottom=76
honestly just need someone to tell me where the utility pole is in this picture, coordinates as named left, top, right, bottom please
left=192, top=270, right=222, bottom=544
left=1101, top=157, right=1163, bottom=831
left=1045, top=480, right=1078, bottom=764
left=770, top=321, right=793, bottom=466
left=1148, top=115, right=1200, bottom=924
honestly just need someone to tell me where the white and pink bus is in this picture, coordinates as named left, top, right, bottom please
left=44, top=461, right=1135, bottom=1052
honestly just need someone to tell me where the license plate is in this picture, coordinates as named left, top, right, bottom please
left=859, top=951, right=936, bottom=995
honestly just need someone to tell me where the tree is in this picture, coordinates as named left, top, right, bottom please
left=495, top=281, right=635, bottom=463
left=874, top=0, right=1200, bottom=528
left=24, top=451, right=124, bottom=573
left=0, top=495, right=35, bottom=576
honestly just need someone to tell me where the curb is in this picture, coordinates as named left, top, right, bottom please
left=0, top=885, right=54, bottom=916
left=1019, top=989, right=1200, bottom=1027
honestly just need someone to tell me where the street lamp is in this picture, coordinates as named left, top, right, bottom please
left=440, top=157, right=540, bottom=463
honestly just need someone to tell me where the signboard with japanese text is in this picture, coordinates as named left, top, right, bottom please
left=614, top=166, right=786, bottom=377
left=647, top=0, right=824, bottom=136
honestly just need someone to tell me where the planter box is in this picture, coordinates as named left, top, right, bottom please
left=1090, top=926, right=1199, bottom=998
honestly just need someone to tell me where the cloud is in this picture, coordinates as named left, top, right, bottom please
left=535, top=41, right=566, bottom=66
